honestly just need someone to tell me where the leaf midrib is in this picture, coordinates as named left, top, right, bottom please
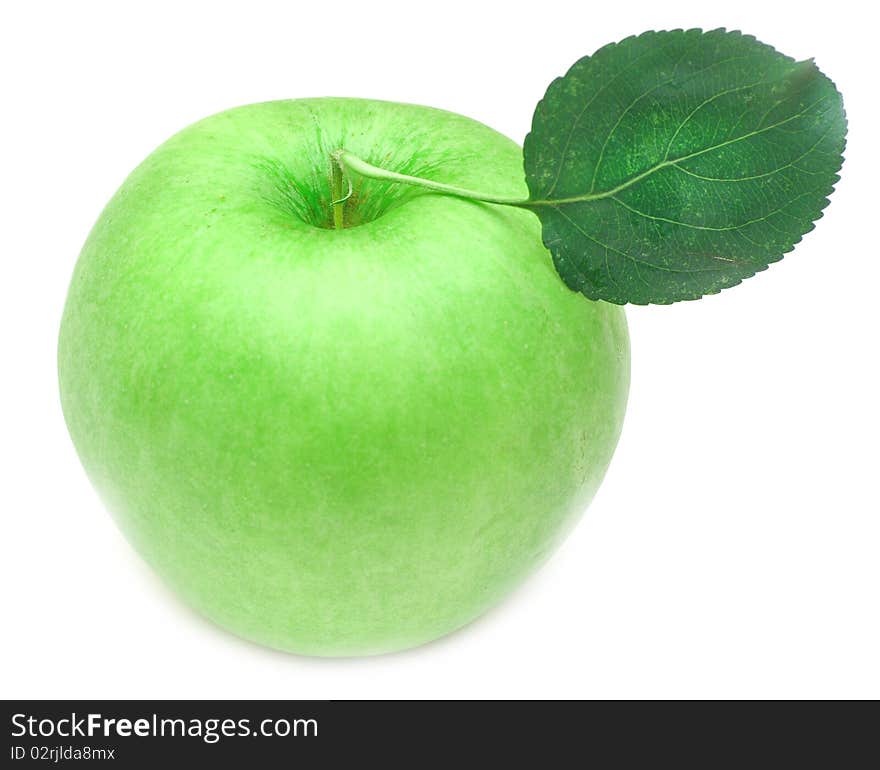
left=528, top=92, right=832, bottom=208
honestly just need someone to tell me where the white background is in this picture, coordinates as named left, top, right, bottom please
left=2, top=0, right=877, bottom=699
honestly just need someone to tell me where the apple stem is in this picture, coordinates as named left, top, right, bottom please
left=330, top=156, right=350, bottom=228
left=333, top=150, right=532, bottom=208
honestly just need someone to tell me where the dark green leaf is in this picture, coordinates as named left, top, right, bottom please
left=523, top=29, right=846, bottom=304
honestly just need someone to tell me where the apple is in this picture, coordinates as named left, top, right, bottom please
left=58, top=98, right=629, bottom=656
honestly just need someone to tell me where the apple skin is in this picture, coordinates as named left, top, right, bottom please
left=58, top=98, right=629, bottom=656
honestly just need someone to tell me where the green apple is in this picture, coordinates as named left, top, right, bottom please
left=58, top=98, right=629, bottom=656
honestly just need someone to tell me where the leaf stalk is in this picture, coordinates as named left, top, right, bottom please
left=333, top=150, right=531, bottom=208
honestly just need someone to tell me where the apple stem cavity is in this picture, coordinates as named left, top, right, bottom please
left=332, top=150, right=531, bottom=212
